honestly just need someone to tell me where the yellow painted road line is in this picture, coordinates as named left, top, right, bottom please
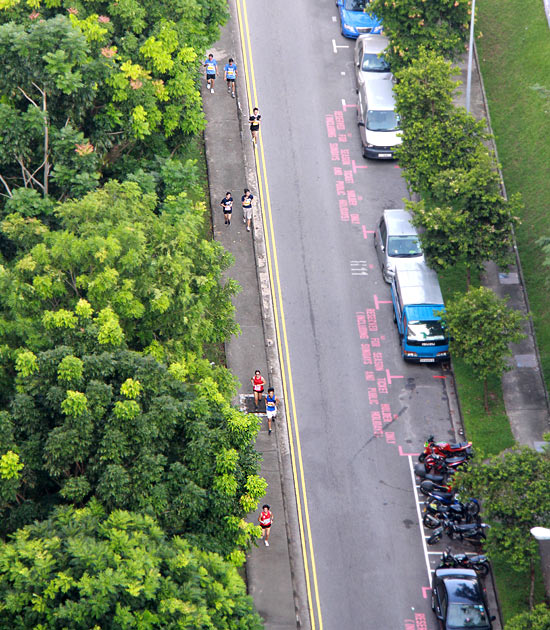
left=235, top=1, right=323, bottom=628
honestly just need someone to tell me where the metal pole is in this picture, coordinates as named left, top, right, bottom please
left=465, top=0, right=476, bottom=113
left=531, top=527, right=550, bottom=598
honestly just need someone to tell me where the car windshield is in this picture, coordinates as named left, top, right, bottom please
left=366, top=110, right=400, bottom=131
left=362, top=53, right=390, bottom=72
left=407, top=320, right=446, bottom=343
left=387, top=235, right=421, bottom=257
left=344, top=0, right=370, bottom=11
left=447, top=603, right=489, bottom=628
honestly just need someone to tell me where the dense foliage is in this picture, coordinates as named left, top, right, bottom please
left=0, top=503, right=263, bottom=629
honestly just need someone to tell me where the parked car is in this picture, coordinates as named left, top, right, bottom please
left=374, top=209, right=423, bottom=283
left=354, top=34, right=391, bottom=87
left=357, top=79, right=401, bottom=159
left=336, top=0, right=382, bottom=39
left=432, top=568, right=495, bottom=630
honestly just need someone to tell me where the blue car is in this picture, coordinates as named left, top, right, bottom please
left=336, top=0, right=383, bottom=39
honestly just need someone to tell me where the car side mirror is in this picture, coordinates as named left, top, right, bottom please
left=380, top=244, right=385, bottom=251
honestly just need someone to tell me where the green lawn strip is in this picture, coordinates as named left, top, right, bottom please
left=491, top=554, right=546, bottom=625
left=476, top=0, right=550, bottom=386
left=438, top=265, right=515, bottom=456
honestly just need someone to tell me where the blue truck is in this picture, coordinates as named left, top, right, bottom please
left=390, top=261, right=449, bottom=363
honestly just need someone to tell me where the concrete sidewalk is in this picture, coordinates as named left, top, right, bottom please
left=202, top=8, right=308, bottom=630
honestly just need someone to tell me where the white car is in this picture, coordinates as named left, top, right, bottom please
left=354, top=34, right=392, bottom=88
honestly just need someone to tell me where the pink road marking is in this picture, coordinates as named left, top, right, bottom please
left=356, top=312, right=368, bottom=339
left=347, top=189, right=357, bottom=206
left=339, top=199, right=349, bottom=221
left=404, top=621, right=415, bottom=630
left=433, top=375, right=446, bottom=379
left=414, top=612, right=427, bottom=630
left=329, top=143, right=340, bottom=161
left=366, top=308, right=378, bottom=331
left=342, top=100, right=357, bottom=111
left=344, top=169, right=354, bottom=184
left=334, top=110, right=345, bottom=130
left=394, top=164, right=400, bottom=169
left=365, top=370, right=375, bottom=381
left=374, top=294, right=393, bottom=310
left=325, top=115, right=336, bottom=138
left=369, top=263, right=374, bottom=269
left=399, top=445, right=420, bottom=456
left=338, top=134, right=347, bottom=143
left=358, top=195, right=363, bottom=201
left=386, top=368, right=404, bottom=385
left=385, top=431, right=396, bottom=444
left=362, top=226, right=375, bottom=239
left=371, top=410, right=383, bottom=437
left=350, top=213, right=359, bottom=224
left=422, top=586, right=431, bottom=599
left=341, top=148, right=351, bottom=165
left=351, top=159, right=368, bottom=173
left=333, top=166, right=343, bottom=176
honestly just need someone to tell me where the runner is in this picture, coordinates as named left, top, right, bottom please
left=249, top=107, right=261, bottom=145
left=220, top=192, right=233, bottom=226
left=242, top=188, right=254, bottom=233
left=265, top=387, right=279, bottom=436
left=251, top=369, right=265, bottom=408
left=258, top=504, right=273, bottom=547
left=224, top=58, right=237, bottom=98
left=204, top=53, right=217, bottom=93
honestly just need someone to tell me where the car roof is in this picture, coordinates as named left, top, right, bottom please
left=394, top=260, right=444, bottom=306
left=356, top=34, right=389, bottom=55
left=382, top=209, right=417, bottom=236
left=361, top=79, right=396, bottom=110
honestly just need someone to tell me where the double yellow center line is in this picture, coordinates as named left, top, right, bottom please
left=234, top=1, right=323, bottom=628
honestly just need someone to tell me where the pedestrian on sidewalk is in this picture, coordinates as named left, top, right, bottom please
left=251, top=369, right=266, bottom=408
left=258, top=504, right=273, bottom=547
left=224, top=58, right=237, bottom=98
left=265, top=387, right=279, bottom=436
left=242, top=188, right=254, bottom=232
left=204, top=53, right=217, bottom=93
left=249, top=107, right=261, bottom=145
left=220, top=192, right=233, bottom=225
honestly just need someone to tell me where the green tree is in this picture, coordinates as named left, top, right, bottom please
left=396, top=109, right=488, bottom=195
left=393, top=48, right=458, bottom=126
left=442, top=287, right=524, bottom=410
left=407, top=154, right=521, bottom=284
left=505, top=604, right=550, bottom=630
left=1, top=345, right=263, bottom=557
left=0, top=503, right=263, bottom=630
left=0, top=16, right=102, bottom=203
left=370, top=0, right=470, bottom=70
left=458, top=448, right=550, bottom=609
left=0, top=180, right=239, bottom=357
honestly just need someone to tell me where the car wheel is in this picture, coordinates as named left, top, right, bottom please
left=431, top=591, right=436, bottom=612
left=476, top=562, right=490, bottom=578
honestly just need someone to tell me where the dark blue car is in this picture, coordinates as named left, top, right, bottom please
left=336, top=0, right=383, bottom=39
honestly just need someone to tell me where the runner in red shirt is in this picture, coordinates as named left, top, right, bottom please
left=258, top=504, right=273, bottom=546
left=251, top=369, right=266, bottom=409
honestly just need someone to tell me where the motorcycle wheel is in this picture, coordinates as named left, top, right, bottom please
left=427, top=530, right=442, bottom=545
left=418, top=453, right=426, bottom=463
left=423, top=514, right=441, bottom=529
left=474, top=562, right=490, bottom=578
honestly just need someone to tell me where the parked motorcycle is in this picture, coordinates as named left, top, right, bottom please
left=419, top=478, right=454, bottom=497
left=427, top=519, right=490, bottom=547
left=414, top=462, right=454, bottom=484
left=419, top=435, right=473, bottom=462
left=424, top=452, right=469, bottom=474
left=439, top=546, right=490, bottom=578
left=423, top=498, right=480, bottom=529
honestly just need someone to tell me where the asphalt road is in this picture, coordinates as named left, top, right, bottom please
left=243, top=0, right=459, bottom=627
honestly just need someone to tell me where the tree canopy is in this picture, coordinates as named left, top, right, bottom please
left=0, top=345, right=264, bottom=558
left=0, top=502, right=263, bottom=630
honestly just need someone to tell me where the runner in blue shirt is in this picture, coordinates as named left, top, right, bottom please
left=204, top=53, right=217, bottom=94
left=224, top=58, right=237, bottom=98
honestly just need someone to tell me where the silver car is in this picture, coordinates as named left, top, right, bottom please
left=354, top=34, right=391, bottom=87
left=374, top=209, right=424, bottom=282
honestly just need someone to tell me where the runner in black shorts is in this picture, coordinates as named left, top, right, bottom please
left=249, top=107, right=261, bottom=145
left=204, top=53, right=217, bottom=94
left=224, top=58, right=237, bottom=98
left=220, top=192, right=233, bottom=226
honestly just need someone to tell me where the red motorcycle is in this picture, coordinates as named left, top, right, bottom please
left=419, top=435, right=473, bottom=463
left=423, top=453, right=469, bottom=474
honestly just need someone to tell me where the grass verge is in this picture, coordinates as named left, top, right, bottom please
left=476, top=0, right=550, bottom=388
left=438, top=264, right=515, bottom=456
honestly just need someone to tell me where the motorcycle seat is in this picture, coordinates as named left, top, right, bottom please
left=453, top=523, right=480, bottom=532
left=449, top=442, right=470, bottom=449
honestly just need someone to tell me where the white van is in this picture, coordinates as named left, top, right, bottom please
left=357, top=79, right=401, bottom=159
